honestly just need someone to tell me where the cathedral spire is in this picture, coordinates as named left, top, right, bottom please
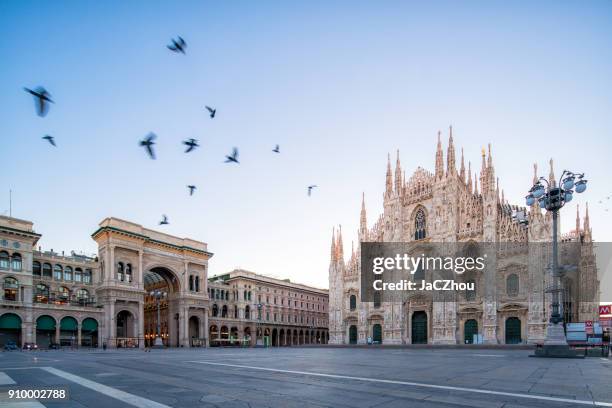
left=549, top=158, right=556, bottom=187
left=360, top=192, right=367, bottom=234
left=576, top=204, right=581, bottom=234
left=395, top=149, right=402, bottom=193
left=474, top=172, right=479, bottom=195
left=337, top=225, right=344, bottom=261
left=533, top=163, right=538, bottom=185
left=583, top=202, right=590, bottom=233
left=467, top=161, right=472, bottom=193
left=487, top=143, right=493, bottom=169
left=435, top=131, right=444, bottom=180
left=385, top=153, right=392, bottom=196
left=459, top=147, right=465, bottom=182
left=446, top=126, right=456, bottom=176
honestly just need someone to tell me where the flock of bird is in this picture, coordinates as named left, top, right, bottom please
left=24, top=36, right=318, bottom=226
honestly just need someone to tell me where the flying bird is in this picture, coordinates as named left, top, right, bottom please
left=139, top=132, right=157, bottom=159
left=42, top=135, right=56, bottom=147
left=187, top=185, right=196, bottom=196
left=183, top=138, right=199, bottom=153
left=24, top=86, right=54, bottom=117
left=205, top=106, right=216, bottom=118
left=308, top=185, right=318, bottom=196
left=159, top=215, right=169, bottom=225
left=225, top=147, right=239, bottom=164
left=167, top=36, right=186, bottom=54
left=272, top=144, right=280, bottom=153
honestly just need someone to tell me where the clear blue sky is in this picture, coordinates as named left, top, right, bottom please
left=1, top=1, right=611, bottom=292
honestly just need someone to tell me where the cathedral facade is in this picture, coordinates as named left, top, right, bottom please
left=328, top=128, right=599, bottom=345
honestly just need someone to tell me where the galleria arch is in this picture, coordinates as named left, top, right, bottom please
left=93, top=217, right=211, bottom=348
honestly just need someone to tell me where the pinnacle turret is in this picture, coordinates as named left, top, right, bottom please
left=447, top=126, right=456, bottom=176
left=435, top=131, right=444, bottom=180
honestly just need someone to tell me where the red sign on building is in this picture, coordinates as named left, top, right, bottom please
left=599, top=305, right=611, bottom=316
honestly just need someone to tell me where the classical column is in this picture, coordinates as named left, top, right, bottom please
left=108, top=245, right=116, bottom=283
left=203, top=311, right=209, bottom=347
left=138, top=301, right=145, bottom=348
left=77, top=323, right=82, bottom=348
left=55, top=323, right=60, bottom=346
left=137, top=250, right=143, bottom=289
left=108, top=301, right=116, bottom=347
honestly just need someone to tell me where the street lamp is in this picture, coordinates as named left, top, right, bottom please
left=526, top=169, right=587, bottom=355
left=150, top=289, right=167, bottom=348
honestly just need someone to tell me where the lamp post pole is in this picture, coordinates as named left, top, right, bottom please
left=150, top=289, right=167, bottom=348
left=526, top=169, right=587, bottom=356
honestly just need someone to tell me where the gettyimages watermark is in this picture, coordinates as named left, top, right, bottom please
left=360, top=242, right=612, bottom=304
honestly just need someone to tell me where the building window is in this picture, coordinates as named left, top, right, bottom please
left=189, top=275, right=194, bottom=291
left=10, top=253, right=22, bottom=271
left=58, top=286, right=70, bottom=304
left=0, top=251, right=9, bottom=269
left=35, top=284, right=49, bottom=303
left=222, top=305, right=228, bottom=318
left=414, top=208, right=427, bottom=240
left=64, top=266, right=73, bottom=281
left=74, top=268, right=82, bottom=282
left=42, top=263, right=52, bottom=278
left=54, top=264, right=63, bottom=280
left=126, top=264, right=132, bottom=283
left=117, top=262, right=124, bottom=282
left=507, top=274, right=519, bottom=297
left=349, top=295, right=357, bottom=310
left=3, top=277, right=18, bottom=301
left=77, top=288, right=89, bottom=300
left=83, top=269, right=92, bottom=284
left=33, top=261, right=41, bottom=276
left=373, top=291, right=381, bottom=308
left=195, top=276, right=200, bottom=292
left=212, top=304, right=218, bottom=317
left=465, top=279, right=476, bottom=301
left=245, top=305, right=250, bottom=319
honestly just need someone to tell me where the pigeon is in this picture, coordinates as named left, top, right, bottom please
left=139, top=132, right=157, bottom=159
left=225, top=147, right=239, bottom=163
left=167, top=36, right=186, bottom=54
left=272, top=144, right=280, bottom=153
left=42, top=135, right=56, bottom=147
left=205, top=106, right=216, bottom=118
left=24, top=86, right=54, bottom=117
left=183, top=138, right=199, bottom=153
left=308, top=185, right=318, bottom=196
left=187, top=185, right=196, bottom=196
left=159, top=215, right=169, bottom=225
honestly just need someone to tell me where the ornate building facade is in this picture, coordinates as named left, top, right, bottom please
left=328, top=128, right=599, bottom=345
left=207, top=269, right=328, bottom=347
left=1, top=215, right=328, bottom=348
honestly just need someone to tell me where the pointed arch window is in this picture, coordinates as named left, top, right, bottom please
left=507, top=274, right=519, bottom=297
left=349, top=294, right=357, bottom=311
left=414, top=209, right=427, bottom=240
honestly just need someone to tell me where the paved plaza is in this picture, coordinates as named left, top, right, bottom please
left=1, top=347, right=611, bottom=407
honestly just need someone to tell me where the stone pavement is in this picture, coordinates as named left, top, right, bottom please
left=1, top=347, right=611, bottom=407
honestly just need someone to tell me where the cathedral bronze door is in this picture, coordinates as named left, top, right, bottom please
left=411, top=311, right=427, bottom=344
left=505, top=317, right=521, bottom=344
left=372, top=324, right=382, bottom=343
left=349, top=325, right=358, bottom=344
left=464, top=319, right=478, bottom=344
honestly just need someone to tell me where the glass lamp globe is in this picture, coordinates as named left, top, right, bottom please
left=532, top=185, right=545, bottom=199
left=575, top=180, right=587, bottom=193
left=539, top=198, right=547, bottom=209
left=564, top=191, right=573, bottom=203
left=562, top=177, right=575, bottom=190
left=525, top=194, right=535, bottom=206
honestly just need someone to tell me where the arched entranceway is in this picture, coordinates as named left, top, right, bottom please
left=263, top=328, right=271, bottom=346
left=372, top=324, right=382, bottom=343
left=36, top=315, right=56, bottom=348
left=0, top=313, right=22, bottom=347
left=81, top=318, right=98, bottom=347
left=348, top=325, right=358, bottom=344
left=505, top=317, right=522, bottom=344
left=188, top=316, right=199, bottom=346
left=244, top=327, right=251, bottom=345
left=464, top=319, right=478, bottom=344
left=292, top=329, right=298, bottom=345
left=411, top=311, right=428, bottom=344
left=116, top=310, right=137, bottom=347
left=144, top=267, right=180, bottom=347
left=272, top=328, right=278, bottom=346
left=60, top=316, right=78, bottom=347
left=209, top=325, right=219, bottom=346
left=230, top=327, right=239, bottom=345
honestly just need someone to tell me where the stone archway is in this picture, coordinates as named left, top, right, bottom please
left=144, top=266, right=180, bottom=347
left=189, top=316, right=199, bottom=345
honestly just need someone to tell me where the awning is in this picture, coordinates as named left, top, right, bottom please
left=60, top=317, right=78, bottom=331
left=0, top=313, right=21, bottom=329
left=81, top=318, right=98, bottom=331
left=36, top=315, right=56, bottom=330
